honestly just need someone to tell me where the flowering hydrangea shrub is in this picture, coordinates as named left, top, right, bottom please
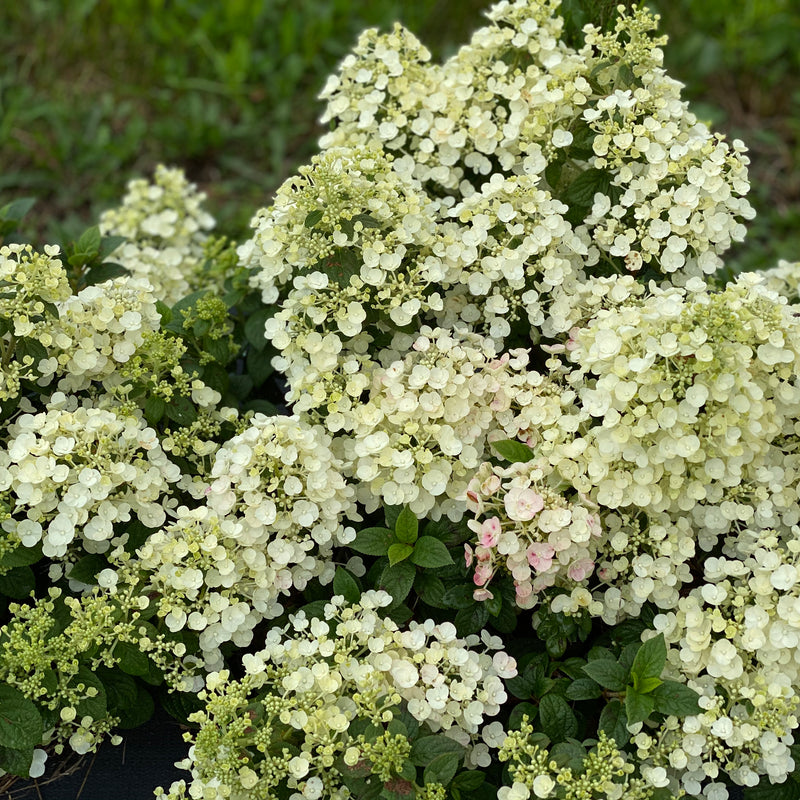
left=0, top=1, right=799, bottom=799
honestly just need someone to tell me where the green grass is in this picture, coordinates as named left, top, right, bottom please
left=1, top=0, right=797, bottom=274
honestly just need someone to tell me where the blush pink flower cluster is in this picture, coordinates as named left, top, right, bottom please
left=464, top=458, right=603, bottom=608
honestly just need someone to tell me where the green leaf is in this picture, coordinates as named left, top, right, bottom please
left=744, top=775, right=800, bottom=800
left=0, top=744, right=33, bottom=777
left=243, top=306, right=272, bottom=350
left=0, top=686, right=42, bottom=750
left=15, top=337, right=48, bottom=367
left=565, top=678, right=602, bottom=701
left=144, top=395, right=167, bottom=425
left=490, top=439, right=535, bottom=464
left=509, top=701, right=538, bottom=730
left=164, top=394, right=198, bottom=426
left=84, top=262, right=128, bottom=286
left=625, top=688, right=655, bottom=726
left=115, top=641, right=151, bottom=677
left=452, top=771, right=485, bottom=792
left=538, top=694, right=578, bottom=743
left=0, top=566, right=35, bottom=599
left=410, top=537, right=453, bottom=569
left=68, top=554, right=108, bottom=585
left=415, top=573, right=447, bottom=608
left=333, top=567, right=361, bottom=604
left=304, top=209, right=324, bottom=228
left=388, top=543, right=414, bottom=566
left=247, top=344, right=274, bottom=384
left=581, top=659, right=627, bottom=692
left=441, top=585, right=476, bottom=610
left=484, top=592, right=502, bottom=617
left=322, top=247, right=361, bottom=288
left=650, top=680, right=702, bottom=718
left=160, top=687, right=205, bottom=724
left=0, top=543, right=42, bottom=570
left=454, top=603, right=490, bottom=636
left=0, top=197, right=35, bottom=223
left=563, top=168, right=612, bottom=212
left=631, top=634, right=667, bottom=691
left=599, top=699, right=629, bottom=746
left=96, top=667, right=138, bottom=715
left=394, top=506, right=419, bottom=544
left=410, top=735, right=465, bottom=767
left=384, top=505, right=403, bottom=530
left=379, top=561, right=416, bottom=604
left=98, top=235, right=126, bottom=261
left=116, top=684, right=155, bottom=729
left=350, top=527, right=394, bottom=556
left=353, top=213, right=381, bottom=229
left=635, top=676, right=663, bottom=694
left=423, top=751, right=461, bottom=787
left=76, top=225, right=102, bottom=258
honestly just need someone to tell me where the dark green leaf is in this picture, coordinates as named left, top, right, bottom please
left=116, top=684, right=155, bottom=729
left=415, top=573, right=446, bottom=608
left=244, top=307, right=272, bottom=350
left=247, top=344, right=274, bottom=385
left=650, top=680, right=702, bottom=718
left=451, top=771, right=485, bottom=792
left=0, top=686, right=42, bottom=749
left=98, top=235, right=127, bottom=261
left=454, top=603, right=489, bottom=636
left=84, top=262, right=128, bottom=285
left=353, top=214, right=381, bottom=229
left=15, top=337, right=48, bottom=367
left=333, top=568, right=361, bottom=604
left=411, top=537, right=453, bottom=569
left=160, top=687, right=205, bottom=725
left=538, top=694, right=578, bottom=743
left=490, top=439, right=535, bottom=464
left=115, top=641, right=150, bottom=677
left=598, top=699, right=629, bottom=746
left=394, top=506, right=419, bottom=544
left=388, top=542, right=414, bottom=566
left=304, top=209, right=324, bottom=228
left=350, top=527, right=394, bottom=557
left=564, top=168, right=611, bottom=209
left=0, top=543, right=42, bottom=570
left=581, top=659, right=627, bottom=692
left=96, top=667, right=138, bottom=715
left=322, top=247, right=361, bottom=288
left=410, top=735, right=465, bottom=767
left=508, top=701, right=538, bottom=729
left=164, top=395, right=198, bottom=426
left=565, top=678, right=602, bottom=701
left=625, top=688, right=655, bottom=726
left=0, top=566, right=34, bottom=599
left=384, top=505, right=403, bottom=530
left=423, top=751, right=461, bottom=787
left=379, top=561, right=416, bottom=604
left=484, top=592, right=502, bottom=617
left=68, top=554, right=108, bottom=585
left=441, top=585, right=476, bottom=610
left=144, top=395, right=166, bottom=425
left=0, top=744, right=33, bottom=777
left=745, top=775, right=800, bottom=800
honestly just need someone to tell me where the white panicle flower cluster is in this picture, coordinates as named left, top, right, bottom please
left=243, top=146, right=438, bottom=304
left=54, top=275, right=162, bottom=392
left=344, top=327, right=518, bottom=519
left=561, top=275, right=800, bottom=542
left=157, top=592, right=515, bottom=800
left=0, top=393, right=180, bottom=558
left=205, top=414, right=358, bottom=609
left=464, top=458, right=602, bottom=609
left=0, top=244, right=72, bottom=400
left=99, top=165, right=215, bottom=305
left=635, top=527, right=800, bottom=795
left=761, top=259, right=800, bottom=304
left=137, top=506, right=263, bottom=670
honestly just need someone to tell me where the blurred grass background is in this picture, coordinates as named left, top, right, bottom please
left=0, top=0, right=797, bottom=274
